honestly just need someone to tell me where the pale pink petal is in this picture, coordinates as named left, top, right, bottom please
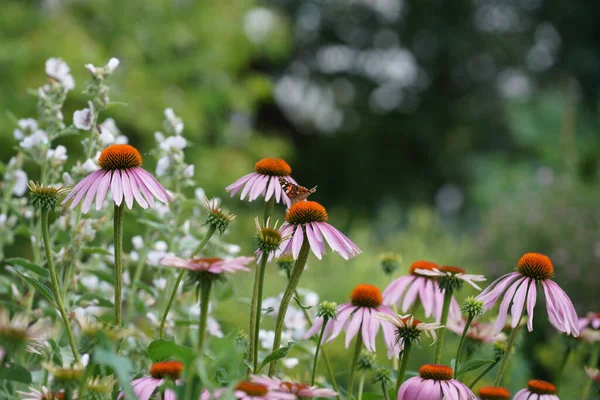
left=126, top=169, right=148, bottom=209
left=160, top=256, right=195, bottom=269
left=249, top=174, right=269, bottom=201
left=129, top=169, right=155, bottom=208
left=510, top=278, right=530, bottom=328
left=264, top=176, right=277, bottom=201
left=62, top=169, right=101, bottom=204
left=305, top=223, right=323, bottom=260
left=402, top=278, right=423, bottom=313
left=135, top=168, right=171, bottom=204
left=95, top=170, right=113, bottom=210
left=304, top=317, right=324, bottom=339
left=68, top=170, right=104, bottom=209
left=226, top=172, right=255, bottom=195
left=477, top=272, right=521, bottom=311
left=111, top=169, right=123, bottom=206
left=494, top=277, right=526, bottom=334
left=291, top=225, right=304, bottom=259
left=327, top=304, right=356, bottom=343
left=240, top=173, right=261, bottom=200
left=382, top=276, right=413, bottom=306
left=344, top=308, right=363, bottom=348
left=120, top=168, right=134, bottom=209
left=81, top=171, right=107, bottom=213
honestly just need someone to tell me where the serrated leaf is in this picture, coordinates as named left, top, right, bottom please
left=0, top=362, right=32, bottom=383
left=258, top=341, right=297, bottom=373
left=13, top=268, right=56, bottom=306
left=5, top=257, right=48, bottom=277
left=81, top=247, right=113, bottom=256
left=455, top=359, right=495, bottom=377
left=95, top=349, right=135, bottom=400
left=147, top=339, right=194, bottom=364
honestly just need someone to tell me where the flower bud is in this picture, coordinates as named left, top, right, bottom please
left=357, top=349, right=377, bottom=371
left=460, top=296, right=485, bottom=318
left=276, top=255, right=295, bottom=277
left=255, top=217, right=284, bottom=254
left=380, top=252, right=401, bottom=275
left=204, top=198, right=235, bottom=235
left=316, top=301, right=338, bottom=321
left=28, top=181, right=70, bottom=211
left=374, top=368, right=393, bottom=386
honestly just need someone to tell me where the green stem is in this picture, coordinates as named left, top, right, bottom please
left=434, top=289, right=453, bottom=364
left=263, top=197, right=275, bottom=224
left=396, top=340, right=412, bottom=395
left=41, top=209, right=79, bottom=362
left=253, top=253, right=269, bottom=373
left=392, top=304, right=399, bottom=371
left=113, top=204, right=125, bottom=326
left=268, top=234, right=310, bottom=376
left=555, top=344, right=572, bottom=390
left=381, top=380, right=390, bottom=400
left=311, top=317, right=328, bottom=385
left=347, top=331, right=364, bottom=399
left=125, top=232, right=150, bottom=326
left=469, top=359, right=499, bottom=388
left=357, top=373, right=365, bottom=400
left=454, top=314, right=475, bottom=373
left=197, top=280, right=213, bottom=353
left=159, top=226, right=216, bottom=338
left=581, top=342, right=600, bottom=400
left=493, top=322, right=522, bottom=386
left=248, top=256, right=261, bottom=372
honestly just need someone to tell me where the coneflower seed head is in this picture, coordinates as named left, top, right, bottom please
left=350, top=284, right=382, bottom=308
left=418, top=364, right=453, bottom=381
left=98, top=144, right=142, bottom=170
left=517, top=253, right=554, bottom=280
left=478, top=386, right=510, bottom=400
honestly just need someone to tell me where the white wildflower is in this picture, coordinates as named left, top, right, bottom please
left=13, top=119, right=38, bottom=140
left=155, top=156, right=170, bottom=177
left=19, top=130, right=48, bottom=149
left=194, top=187, right=206, bottom=202
left=164, top=108, right=184, bottom=134
left=131, top=235, right=144, bottom=250
left=62, top=172, right=74, bottom=186
left=73, top=102, right=94, bottom=130
left=81, top=159, right=99, bottom=173
left=159, top=135, right=187, bottom=151
left=47, top=145, right=68, bottom=163
left=154, top=131, right=165, bottom=143
left=183, top=164, right=195, bottom=178
left=45, top=58, right=75, bottom=90
left=12, top=170, right=28, bottom=196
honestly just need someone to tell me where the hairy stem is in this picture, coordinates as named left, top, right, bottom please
left=113, top=203, right=125, bottom=326
left=197, top=280, right=213, bottom=353
left=396, top=340, right=412, bottom=395
left=41, top=209, right=79, bottom=362
left=434, top=289, right=453, bottom=364
left=454, top=313, right=475, bottom=373
left=493, top=321, right=522, bottom=386
left=311, top=317, right=328, bottom=385
left=268, top=234, right=310, bottom=376
left=252, top=253, right=269, bottom=373
left=347, top=331, right=364, bottom=399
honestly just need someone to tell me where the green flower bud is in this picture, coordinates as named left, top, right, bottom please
left=357, top=349, right=377, bottom=371
left=316, top=301, right=338, bottom=321
left=380, top=252, right=402, bottom=275
left=374, top=368, right=393, bottom=386
left=276, top=255, right=295, bottom=277
left=461, top=297, right=485, bottom=318
left=28, top=181, right=70, bottom=212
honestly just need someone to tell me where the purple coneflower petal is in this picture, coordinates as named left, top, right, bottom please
left=95, top=170, right=112, bottom=210
left=135, top=168, right=171, bottom=204
left=402, top=278, right=422, bottom=313
left=226, top=173, right=254, bottom=196
left=81, top=171, right=106, bottom=213
left=132, top=170, right=156, bottom=208
left=62, top=169, right=100, bottom=204
left=542, top=280, right=579, bottom=336
left=477, top=272, right=521, bottom=310
left=126, top=170, right=148, bottom=209
left=249, top=175, right=268, bottom=201
left=305, top=224, right=323, bottom=259
left=111, top=169, right=123, bottom=206
left=526, top=280, right=537, bottom=331
left=240, top=173, right=261, bottom=200
left=291, top=226, right=304, bottom=259
left=327, top=305, right=355, bottom=343
left=121, top=169, right=134, bottom=209
left=494, top=277, right=526, bottom=334
left=510, top=278, right=531, bottom=328
left=68, top=170, right=104, bottom=209
left=264, top=176, right=277, bottom=201
left=382, top=276, right=412, bottom=306
left=344, top=308, right=363, bottom=348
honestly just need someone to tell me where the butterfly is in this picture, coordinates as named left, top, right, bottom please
left=279, top=177, right=317, bottom=205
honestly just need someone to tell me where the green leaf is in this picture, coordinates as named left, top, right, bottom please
left=95, top=349, right=135, bottom=399
left=455, top=359, right=496, bottom=377
left=81, top=247, right=113, bottom=256
left=12, top=268, right=56, bottom=306
left=48, top=339, right=63, bottom=365
left=0, top=362, right=32, bottom=383
left=293, top=296, right=312, bottom=310
left=362, top=394, right=385, bottom=400
left=258, top=341, right=297, bottom=373
left=77, top=293, right=114, bottom=308
left=5, top=257, right=48, bottom=277
left=147, top=339, right=194, bottom=364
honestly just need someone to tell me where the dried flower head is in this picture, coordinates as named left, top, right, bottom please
left=376, top=313, right=443, bottom=345
left=380, top=252, right=402, bottom=275
left=28, top=181, right=70, bottom=211
left=205, top=198, right=236, bottom=235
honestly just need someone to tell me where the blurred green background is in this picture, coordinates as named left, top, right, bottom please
left=2, top=0, right=600, bottom=396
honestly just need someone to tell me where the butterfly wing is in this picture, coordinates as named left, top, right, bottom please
left=279, top=178, right=316, bottom=205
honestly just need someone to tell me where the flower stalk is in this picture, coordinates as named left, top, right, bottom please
left=268, top=235, right=310, bottom=376
left=396, top=340, right=412, bottom=394
left=311, top=318, right=328, bottom=385
left=41, top=209, right=79, bottom=362
left=493, top=302, right=526, bottom=386
left=197, top=280, right=213, bottom=352
left=113, top=203, right=125, bottom=326
left=252, top=253, right=268, bottom=373
left=159, top=225, right=216, bottom=338
left=347, top=330, right=364, bottom=399
left=434, top=288, right=453, bottom=364
left=454, top=314, right=474, bottom=372
left=581, top=342, right=600, bottom=400
left=469, top=359, right=500, bottom=388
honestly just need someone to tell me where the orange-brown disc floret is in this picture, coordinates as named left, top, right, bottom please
left=254, top=158, right=292, bottom=176
left=41, top=393, right=65, bottom=400
left=399, top=316, right=422, bottom=326
left=438, top=266, right=465, bottom=275
left=418, top=364, right=453, bottom=381
left=350, top=284, right=383, bottom=308
left=479, top=386, right=510, bottom=400
left=281, top=382, right=309, bottom=393
left=234, top=381, right=269, bottom=396
left=98, top=144, right=142, bottom=170
left=527, top=380, right=556, bottom=394
left=517, top=253, right=554, bottom=280
left=149, top=361, right=184, bottom=380
left=285, top=201, right=328, bottom=225
left=409, top=260, right=439, bottom=275
left=193, top=257, right=223, bottom=265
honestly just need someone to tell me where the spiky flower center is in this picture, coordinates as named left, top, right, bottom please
left=409, top=260, right=438, bottom=276
left=234, top=381, right=269, bottom=396
left=418, top=364, right=453, bottom=381
left=285, top=201, right=328, bottom=224
left=478, top=386, right=510, bottom=400
left=98, top=144, right=142, bottom=170
left=281, top=382, right=309, bottom=393
left=193, top=257, right=223, bottom=265
left=396, top=317, right=423, bottom=342
left=149, top=361, right=183, bottom=380
left=350, top=284, right=382, bottom=308
left=28, top=181, right=70, bottom=211
left=256, top=227, right=283, bottom=253
left=254, top=158, right=292, bottom=176
left=517, top=253, right=554, bottom=280
left=527, top=380, right=556, bottom=394
left=41, top=393, right=65, bottom=400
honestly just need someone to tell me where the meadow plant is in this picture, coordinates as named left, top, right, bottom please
left=0, top=57, right=595, bottom=400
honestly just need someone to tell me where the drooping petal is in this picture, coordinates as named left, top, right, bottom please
left=249, top=174, right=269, bottom=201
left=81, top=170, right=107, bottom=213
left=344, top=308, right=364, bottom=348
left=135, top=168, right=171, bottom=204
left=111, top=169, right=123, bottom=206
left=526, top=279, right=537, bottom=331
left=382, top=276, right=413, bottom=306
left=240, top=173, right=261, bottom=200
left=327, top=304, right=356, bottom=343
left=62, top=169, right=101, bottom=204
left=126, top=169, right=148, bottom=209
left=120, top=168, right=134, bottom=209
left=226, top=172, right=255, bottom=196
left=264, top=176, right=277, bottom=201
left=510, top=278, right=531, bottom=328
left=68, top=170, right=104, bottom=209
left=305, top=223, right=323, bottom=260
left=477, top=272, right=521, bottom=311
left=291, top=225, right=304, bottom=259
left=402, top=278, right=423, bottom=313
left=494, top=277, right=526, bottom=334
left=95, top=170, right=113, bottom=210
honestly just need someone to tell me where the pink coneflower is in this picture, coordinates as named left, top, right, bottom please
left=226, top=158, right=296, bottom=207
left=233, top=381, right=296, bottom=399
left=478, top=386, right=510, bottom=400
left=580, top=312, right=600, bottom=330
left=159, top=256, right=254, bottom=276
left=62, top=144, right=171, bottom=213
left=382, top=261, right=460, bottom=322
left=251, top=376, right=338, bottom=398
left=476, top=253, right=579, bottom=336
left=275, top=201, right=361, bottom=260
left=305, top=284, right=399, bottom=356
left=447, top=318, right=502, bottom=344
left=398, top=364, right=476, bottom=399
left=118, top=361, right=182, bottom=400
left=513, top=380, right=558, bottom=400
left=17, top=387, right=66, bottom=400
